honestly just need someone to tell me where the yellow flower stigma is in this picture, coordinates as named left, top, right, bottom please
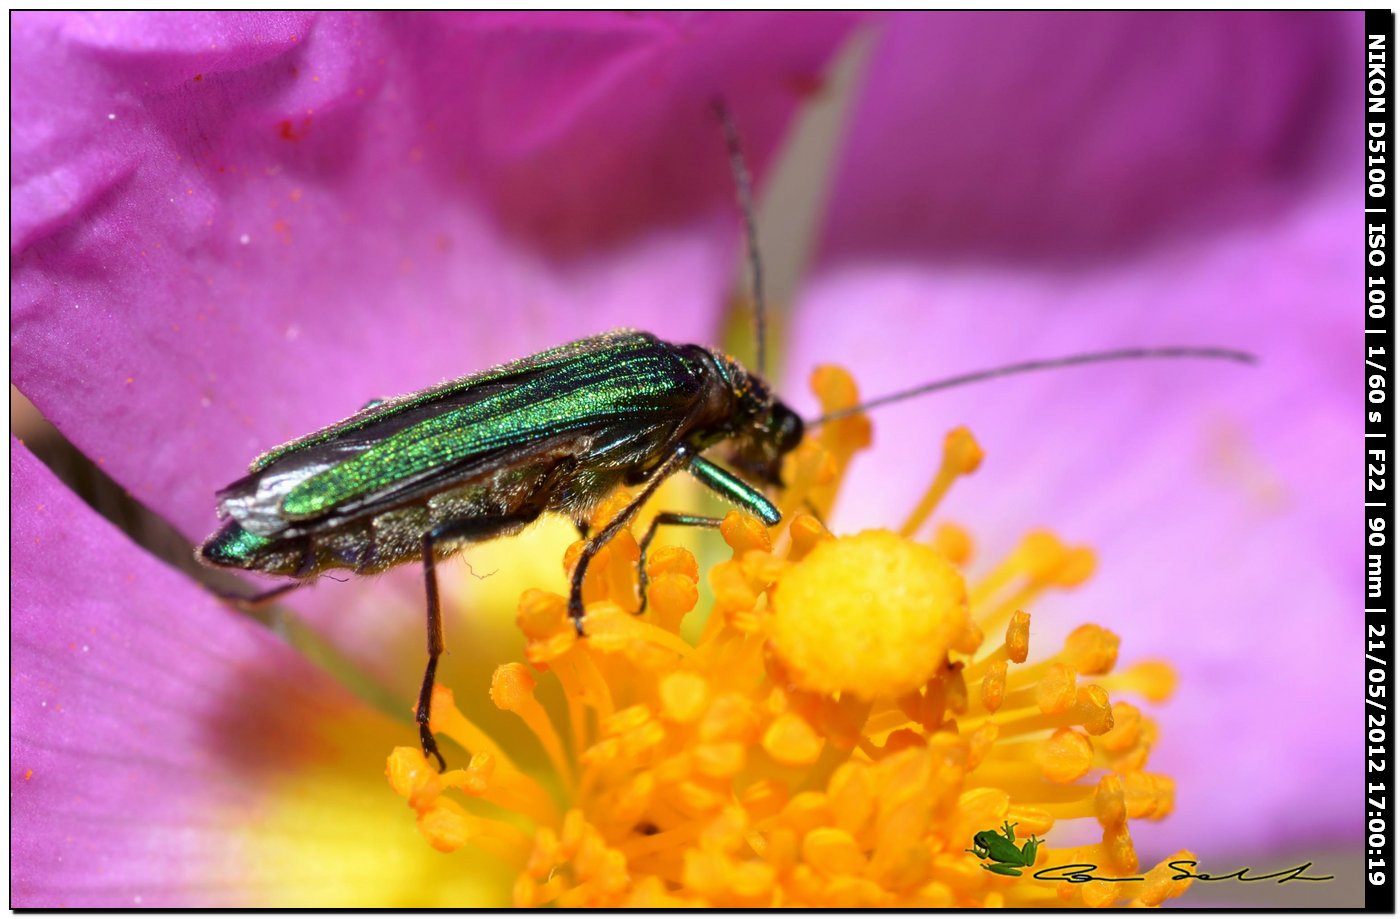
left=384, top=366, right=1196, bottom=908
left=770, top=531, right=972, bottom=700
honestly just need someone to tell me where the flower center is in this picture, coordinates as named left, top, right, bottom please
left=384, top=366, right=1197, bottom=908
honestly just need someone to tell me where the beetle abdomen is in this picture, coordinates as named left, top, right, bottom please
left=200, top=454, right=629, bottom=579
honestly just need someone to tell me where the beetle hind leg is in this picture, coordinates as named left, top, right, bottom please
left=211, top=538, right=315, bottom=610
left=213, top=581, right=302, bottom=611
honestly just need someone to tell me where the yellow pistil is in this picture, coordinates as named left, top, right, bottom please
left=770, top=530, right=973, bottom=699
left=384, top=366, right=1196, bottom=908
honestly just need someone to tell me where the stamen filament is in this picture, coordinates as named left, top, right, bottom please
left=900, top=427, right=984, bottom=538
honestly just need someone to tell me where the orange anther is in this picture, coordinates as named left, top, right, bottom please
left=1038, top=728, right=1094, bottom=783
left=763, top=712, right=823, bottom=766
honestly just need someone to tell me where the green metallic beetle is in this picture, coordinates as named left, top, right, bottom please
left=967, top=821, right=1043, bottom=877
left=200, top=328, right=801, bottom=769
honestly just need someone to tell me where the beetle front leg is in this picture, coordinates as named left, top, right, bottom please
left=569, top=448, right=692, bottom=631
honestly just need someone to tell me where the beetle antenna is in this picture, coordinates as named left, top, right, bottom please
left=808, top=346, right=1256, bottom=426
left=714, top=99, right=767, bottom=377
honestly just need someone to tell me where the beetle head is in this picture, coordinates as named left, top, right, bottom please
left=727, top=375, right=804, bottom=489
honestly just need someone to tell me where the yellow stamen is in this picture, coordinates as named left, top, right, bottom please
left=804, top=366, right=872, bottom=519
left=1036, top=662, right=1078, bottom=714
left=900, top=427, right=984, bottom=538
left=788, top=513, right=835, bottom=563
left=1108, top=659, right=1178, bottom=702
left=1037, top=728, right=1095, bottom=782
left=762, top=711, right=823, bottom=766
left=490, top=663, right=573, bottom=788
left=1062, top=624, right=1120, bottom=675
left=1006, top=610, right=1031, bottom=663
left=980, top=660, right=1008, bottom=712
left=659, top=671, right=709, bottom=724
left=803, top=826, right=867, bottom=876
left=583, top=602, right=695, bottom=661
left=931, top=521, right=974, bottom=565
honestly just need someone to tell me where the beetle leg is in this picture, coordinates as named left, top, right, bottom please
left=418, top=531, right=448, bottom=772
left=569, top=447, right=692, bottom=632
left=215, top=536, right=316, bottom=610
left=627, top=453, right=788, bottom=616
left=635, top=513, right=724, bottom=615
left=687, top=455, right=780, bottom=525
left=214, top=580, right=301, bottom=611
left=418, top=513, right=537, bottom=771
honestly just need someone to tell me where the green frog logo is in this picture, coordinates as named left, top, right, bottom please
left=966, top=821, right=1043, bottom=877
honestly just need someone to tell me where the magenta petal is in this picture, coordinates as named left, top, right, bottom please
left=820, top=11, right=1357, bottom=264
left=788, top=182, right=1357, bottom=857
left=11, top=439, right=413, bottom=907
left=12, top=11, right=857, bottom=540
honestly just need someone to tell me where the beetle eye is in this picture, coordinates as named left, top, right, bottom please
left=776, top=406, right=804, bottom=454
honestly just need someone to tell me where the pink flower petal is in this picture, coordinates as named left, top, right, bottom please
left=819, top=11, right=1355, bottom=264
left=12, top=439, right=498, bottom=906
